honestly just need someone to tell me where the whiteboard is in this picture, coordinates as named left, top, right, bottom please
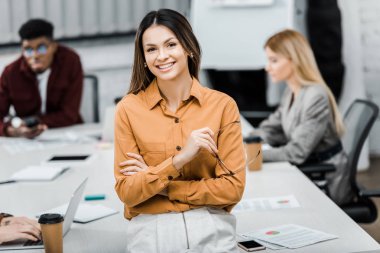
left=190, top=0, right=294, bottom=70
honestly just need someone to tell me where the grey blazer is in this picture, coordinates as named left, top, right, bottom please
left=255, top=84, right=351, bottom=204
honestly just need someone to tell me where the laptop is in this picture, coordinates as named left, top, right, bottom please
left=101, top=106, right=115, bottom=142
left=0, top=178, right=88, bottom=251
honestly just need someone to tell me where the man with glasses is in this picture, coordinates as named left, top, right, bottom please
left=0, top=19, right=83, bottom=138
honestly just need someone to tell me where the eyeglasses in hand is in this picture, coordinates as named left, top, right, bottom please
left=212, top=120, right=260, bottom=175
left=215, top=149, right=261, bottom=175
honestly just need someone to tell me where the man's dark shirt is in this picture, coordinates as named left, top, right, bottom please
left=0, top=45, right=83, bottom=136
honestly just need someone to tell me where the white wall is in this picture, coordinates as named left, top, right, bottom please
left=338, top=0, right=370, bottom=170
left=0, top=0, right=190, bottom=44
left=338, top=0, right=380, bottom=162
left=358, top=0, right=380, bottom=155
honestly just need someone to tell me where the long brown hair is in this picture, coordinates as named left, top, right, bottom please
left=128, top=9, right=201, bottom=94
left=265, top=29, right=345, bottom=136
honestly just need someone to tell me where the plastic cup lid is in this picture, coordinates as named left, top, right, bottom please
left=38, top=213, right=64, bottom=224
left=244, top=135, right=262, bottom=143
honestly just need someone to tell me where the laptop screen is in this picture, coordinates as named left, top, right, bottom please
left=0, top=178, right=88, bottom=251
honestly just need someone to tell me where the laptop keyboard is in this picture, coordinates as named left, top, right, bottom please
left=23, top=239, right=43, bottom=246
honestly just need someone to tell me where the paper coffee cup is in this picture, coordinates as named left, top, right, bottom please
left=38, top=213, right=64, bottom=253
left=245, top=136, right=263, bottom=171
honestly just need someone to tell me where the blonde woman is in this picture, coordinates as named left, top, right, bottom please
left=254, top=29, right=351, bottom=205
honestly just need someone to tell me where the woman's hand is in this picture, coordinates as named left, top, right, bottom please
left=173, top=127, right=218, bottom=170
left=0, top=224, right=41, bottom=244
left=0, top=217, right=41, bottom=244
left=1, top=216, right=40, bottom=229
left=119, top=153, right=148, bottom=176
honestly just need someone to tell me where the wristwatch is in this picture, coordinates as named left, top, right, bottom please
left=0, top=212, right=13, bottom=226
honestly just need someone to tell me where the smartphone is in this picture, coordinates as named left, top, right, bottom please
left=23, top=116, right=40, bottom=128
left=48, top=155, right=90, bottom=161
left=238, top=240, right=266, bottom=252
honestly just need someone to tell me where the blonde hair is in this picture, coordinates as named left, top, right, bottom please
left=265, top=29, right=345, bottom=136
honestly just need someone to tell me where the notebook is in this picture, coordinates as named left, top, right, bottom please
left=10, top=165, right=69, bottom=181
left=0, top=178, right=88, bottom=250
left=38, top=203, right=118, bottom=223
left=45, top=155, right=91, bottom=163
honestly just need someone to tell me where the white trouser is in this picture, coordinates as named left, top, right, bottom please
left=126, top=207, right=239, bottom=253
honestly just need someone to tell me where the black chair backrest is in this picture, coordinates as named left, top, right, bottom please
left=81, top=74, right=100, bottom=123
left=342, top=99, right=379, bottom=191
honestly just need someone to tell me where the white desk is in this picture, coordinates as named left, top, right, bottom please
left=0, top=124, right=127, bottom=253
left=236, top=162, right=380, bottom=252
left=0, top=124, right=379, bottom=252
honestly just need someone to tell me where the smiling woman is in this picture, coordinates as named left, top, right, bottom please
left=114, top=8, right=245, bottom=253
left=142, top=25, right=191, bottom=88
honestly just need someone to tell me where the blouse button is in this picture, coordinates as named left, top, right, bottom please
left=168, top=176, right=173, bottom=180
left=175, top=118, right=179, bottom=123
left=176, top=146, right=182, bottom=151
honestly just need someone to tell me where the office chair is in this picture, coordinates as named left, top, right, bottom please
left=300, top=99, right=379, bottom=223
left=81, top=74, right=100, bottom=123
left=114, top=96, right=122, bottom=104
left=339, top=99, right=379, bottom=223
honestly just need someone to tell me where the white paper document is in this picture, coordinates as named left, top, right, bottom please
left=37, top=203, right=118, bottom=223
left=37, top=131, right=98, bottom=143
left=242, top=224, right=338, bottom=249
left=233, top=195, right=300, bottom=213
left=10, top=165, right=69, bottom=181
left=0, top=137, right=66, bottom=155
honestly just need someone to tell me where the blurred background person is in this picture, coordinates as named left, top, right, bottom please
left=254, top=29, right=350, bottom=205
left=0, top=18, right=83, bottom=138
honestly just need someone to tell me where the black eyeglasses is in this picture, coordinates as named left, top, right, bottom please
left=213, top=121, right=262, bottom=175
left=215, top=148, right=261, bottom=176
left=213, top=120, right=261, bottom=175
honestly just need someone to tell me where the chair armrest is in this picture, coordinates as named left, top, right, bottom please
left=298, top=163, right=336, bottom=175
left=359, top=189, right=380, bottom=198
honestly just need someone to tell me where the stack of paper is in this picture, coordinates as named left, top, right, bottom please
left=37, top=203, right=118, bottom=223
left=240, top=224, right=338, bottom=249
left=10, top=165, right=69, bottom=181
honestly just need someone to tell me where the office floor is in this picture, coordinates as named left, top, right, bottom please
left=357, top=157, right=380, bottom=242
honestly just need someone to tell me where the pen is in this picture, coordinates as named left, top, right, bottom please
left=0, top=180, right=16, bottom=185
left=84, top=194, right=106, bottom=201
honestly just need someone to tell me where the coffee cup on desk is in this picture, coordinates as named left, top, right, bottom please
left=244, top=135, right=263, bottom=171
left=38, top=213, right=64, bottom=253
